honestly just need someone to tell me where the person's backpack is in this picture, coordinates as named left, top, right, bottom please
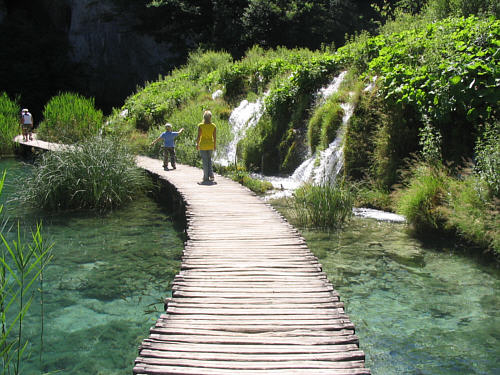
left=21, top=112, right=32, bottom=124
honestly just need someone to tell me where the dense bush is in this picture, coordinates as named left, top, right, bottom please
left=0, top=92, right=20, bottom=155
left=37, top=93, right=103, bottom=144
left=20, top=136, right=148, bottom=211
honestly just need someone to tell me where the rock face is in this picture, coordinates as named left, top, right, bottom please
left=1, top=0, right=179, bottom=111
left=66, top=0, right=178, bottom=110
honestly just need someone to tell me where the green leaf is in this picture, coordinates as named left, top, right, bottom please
left=450, top=76, right=461, bottom=85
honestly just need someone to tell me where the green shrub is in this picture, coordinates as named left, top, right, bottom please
left=0, top=92, right=20, bottom=155
left=396, top=162, right=448, bottom=232
left=37, top=92, right=103, bottom=144
left=289, top=182, right=354, bottom=229
left=475, top=121, right=500, bottom=197
left=445, top=174, right=499, bottom=254
left=20, top=136, right=148, bottom=211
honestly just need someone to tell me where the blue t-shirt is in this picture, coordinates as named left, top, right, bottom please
left=160, top=131, right=179, bottom=147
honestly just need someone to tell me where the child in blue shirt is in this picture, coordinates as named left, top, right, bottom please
left=151, top=123, right=184, bottom=170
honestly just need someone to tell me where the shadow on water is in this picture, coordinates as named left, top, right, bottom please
left=301, top=218, right=500, bottom=375
left=0, top=157, right=185, bottom=374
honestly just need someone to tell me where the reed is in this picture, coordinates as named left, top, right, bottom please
left=289, top=182, right=353, bottom=228
left=0, top=171, right=53, bottom=374
left=20, top=136, right=149, bottom=211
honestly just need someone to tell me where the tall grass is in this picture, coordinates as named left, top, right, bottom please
left=396, top=162, right=448, bottom=232
left=444, top=174, right=499, bottom=254
left=289, top=182, right=354, bottom=229
left=37, top=92, right=103, bottom=144
left=0, top=171, right=53, bottom=374
left=19, top=136, right=149, bottom=211
left=0, top=93, right=20, bottom=155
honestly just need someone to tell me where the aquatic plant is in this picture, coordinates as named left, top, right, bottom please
left=289, top=182, right=353, bottom=229
left=0, top=171, right=53, bottom=374
left=20, top=136, right=149, bottom=211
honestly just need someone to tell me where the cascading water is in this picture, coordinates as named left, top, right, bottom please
left=220, top=73, right=405, bottom=222
left=216, top=95, right=266, bottom=166
left=258, top=71, right=351, bottom=198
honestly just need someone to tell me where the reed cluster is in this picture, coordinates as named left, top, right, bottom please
left=0, top=171, right=53, bottom=373
left=289, top=182, right=353, bottom=228
left=20, top=136, right=149, bottom=211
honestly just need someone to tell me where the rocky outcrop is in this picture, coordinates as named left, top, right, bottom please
left=66, top=0, right=179, bottom=110
left=1, top=0, right=179, bottom=112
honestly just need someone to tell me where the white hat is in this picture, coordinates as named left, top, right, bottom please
left=22, top=108, right=28, bottom=112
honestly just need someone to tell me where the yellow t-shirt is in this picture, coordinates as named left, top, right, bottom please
left=198, top=122, right=216, bottom=150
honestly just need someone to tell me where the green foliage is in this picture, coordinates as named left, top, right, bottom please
left=352, top=181, right=394, bottom=212
left=37, top=93, right=103, bottom=144
left=0, top=93, right=20, bottom=155
left=219, top=165, right=273, bottom=194
left=444, top=173, right=499, bottom=254
left=288, top=182, right=354, bottom=229
left=396, top=162, right=449, bottom=232
left=308, top=94, right=345, bottom=154
left=425, top=0, right=500, bottom=19
left=0, top=172, right=53, bottom=374
left=475, top=121, right=500, bottom=196
left=19, top=137, right=149, bottom=211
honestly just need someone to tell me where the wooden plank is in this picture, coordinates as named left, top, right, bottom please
left=153, top=323, right=356, bottom=333
left=135, top=357, right=367, bottom=370
left=148, top=327, right=354, bottom=337
left=138, top=350, right=365, bottom=362
left=134, top=364, right=371, bottom=375
left=140, top=340, right=361, bottom=354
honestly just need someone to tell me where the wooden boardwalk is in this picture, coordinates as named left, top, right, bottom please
left=134, top=155, right=370, bottom=375
left=14, top=136, right=369, bottom=374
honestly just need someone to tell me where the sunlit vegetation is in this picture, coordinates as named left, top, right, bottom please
left=19, top=137, right=149, bottom=211
left=0, top=93, right=20, bottom=155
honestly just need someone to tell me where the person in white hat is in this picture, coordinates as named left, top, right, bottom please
left=20, top=108, right=33, bottom=141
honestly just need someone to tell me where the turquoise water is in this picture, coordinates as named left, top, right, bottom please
left=0, top=158, right=184, bottom=374
left=303, top=220, right=500, bottom=375
left=1, top=158, right=499, bottom=374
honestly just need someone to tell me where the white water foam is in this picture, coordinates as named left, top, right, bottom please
left=216, top=95, right=266, bottom=166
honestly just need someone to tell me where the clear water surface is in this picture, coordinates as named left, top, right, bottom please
left=1, top=158, right=499, bottom=374
left=302, top=220, right=499, bottom=375
left=0, top=158, right=184, bottom=374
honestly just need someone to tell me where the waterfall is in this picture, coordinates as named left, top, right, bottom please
left=257, top=71, right=351, bottom=199
left=216, top=95, right=266, bottom=166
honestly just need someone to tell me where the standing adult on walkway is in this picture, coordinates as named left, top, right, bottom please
left=196, top=110, right=216, bottom=183
left=20, top=108, right=33, bottom=141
